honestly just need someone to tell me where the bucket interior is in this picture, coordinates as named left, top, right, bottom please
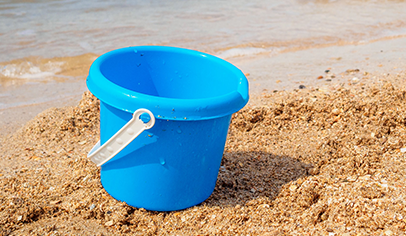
left=99, top=49, right=239, bottom=99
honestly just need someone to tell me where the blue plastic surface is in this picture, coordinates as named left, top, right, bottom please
left=87, top=46, right=249, bottom=211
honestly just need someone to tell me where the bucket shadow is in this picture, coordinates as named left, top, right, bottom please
left=204, top=151, right=313, bottom=207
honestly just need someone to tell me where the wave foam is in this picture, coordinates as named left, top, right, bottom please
left=0, top=61, right=64, bottom=80
left=216, top=47, right=275, bottom=59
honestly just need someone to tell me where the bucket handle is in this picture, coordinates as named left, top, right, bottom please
left=87, top=108, right=155, bottom=167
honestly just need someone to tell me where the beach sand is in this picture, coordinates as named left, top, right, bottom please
left=1, top=67, right=406, bottom=235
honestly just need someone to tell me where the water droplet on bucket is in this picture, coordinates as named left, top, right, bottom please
left=162, top=60, right=165, bottom=64
left=127, top=128, right=134, bottom=135
left=177, top=128, right=182, bottom=134
left=133, top=49, right=138, bottom=53
left=137, top=63, right=141, bottom=67
left=116, top=138, right=123, bottom=145
left=160, top=158, right=166, bottom=165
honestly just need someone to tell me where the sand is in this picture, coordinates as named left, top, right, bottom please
left=1, top=69, right=406, bottom=235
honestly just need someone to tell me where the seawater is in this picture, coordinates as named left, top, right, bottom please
left=1, top=0, right=406, bottom=107
left=2, top=0, right=406, bottom=61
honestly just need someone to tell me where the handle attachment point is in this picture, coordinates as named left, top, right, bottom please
left=88, top=108, right=155, bottom=167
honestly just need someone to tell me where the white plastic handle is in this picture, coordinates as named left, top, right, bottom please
left=87, top=108, right=155, bottom=167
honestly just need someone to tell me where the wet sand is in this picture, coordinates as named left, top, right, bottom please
left=1, top=67, right=406, bottom=235
left=0, top=54, right=97, bottom=137
left=229, top=35, right=406, bottom=94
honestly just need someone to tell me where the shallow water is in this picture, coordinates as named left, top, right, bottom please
left=2, top=0, right=406, bottom=61
left=1, top=0, right=406, bottom=111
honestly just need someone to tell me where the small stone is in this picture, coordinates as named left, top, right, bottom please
left=331, top=108, right=340, bottom=116
left=358, top=175, right=371, bottom=181
left=352, top=77, right=359, bottom=83
left=325, top=70, right=330, bottom=73
left=346, top=176, right=358, bottom=182
left=250, top=188, right=256, bottom=193
left=317, top=76, right=324, bottom=80
left=299, top=85, right=306, bottom=89
left=400, top=147, right=406, bottom=153
left=289, top=185, right=298, bottom=191
left=238, top=162, right=244, bottom=167
left=17, top=215, right=22, bottom=221
left=384, top=230, right=393, bottom=236
left=276, top=80, right=281, bottom=83
left=258, top=204, right=270, bottom=209
left=139, top=208, right=146, bottom=212
left=346, top=69, right=360, bottom=73
left=105, top=220, right=114, bottom=227
left=50, top=200, right=61, bottom=205
left=308, top=168, right=319, bottom=175
left=31, top=156, right=41, bottom=161
left=318, top=87, right=329, bottom=93
left=78, top=140, right=87, bottom=145
left=89, top=204, right=96, bottom=210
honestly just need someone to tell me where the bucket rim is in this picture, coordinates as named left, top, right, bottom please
left=87, top=46, right=249, bottom=120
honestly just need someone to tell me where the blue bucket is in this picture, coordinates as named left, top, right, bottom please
left=86, top=46, right=249, bottom=211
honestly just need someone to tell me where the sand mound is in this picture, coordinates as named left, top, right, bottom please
left=1, top=76, right=406, bottom=235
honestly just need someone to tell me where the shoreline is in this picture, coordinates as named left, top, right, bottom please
left=2, top=35, right=406, bottom=137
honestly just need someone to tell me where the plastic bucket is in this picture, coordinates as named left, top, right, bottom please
left=87, top=46, right=249, bottom=211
